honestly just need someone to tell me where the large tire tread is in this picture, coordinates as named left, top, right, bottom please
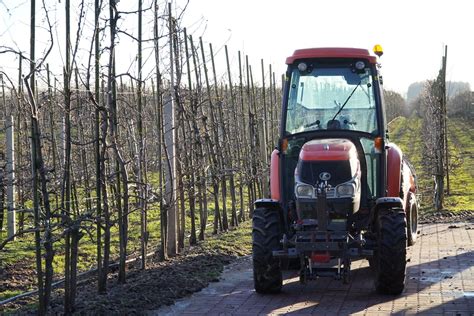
left=374, top=209, right=407, bottom=295
left=252, top=207, right=282, bottom=294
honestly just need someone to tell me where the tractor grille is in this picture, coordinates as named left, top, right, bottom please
left=325, top=187, right=336, bottom=198
left=297, top=160, right=352, bottom=187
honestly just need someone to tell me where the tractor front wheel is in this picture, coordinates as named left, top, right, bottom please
left=372, top=209, right=407, bottom=295
left=252, top=207, right=282, bottom=294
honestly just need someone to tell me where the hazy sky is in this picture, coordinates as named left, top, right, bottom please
left=0, top=0, right=473, bottom=96
left=180, top=0, right=474, bottom=95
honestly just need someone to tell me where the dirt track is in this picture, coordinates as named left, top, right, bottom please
left=155, top=222, right=474, bottom=315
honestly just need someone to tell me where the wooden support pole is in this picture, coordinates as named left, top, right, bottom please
left=261, top=59, right=268, bottom=153
left=268, top=63, right=274, bottom=147
left=260, top=59, right=269, bottom=197
left=225, top=45, right=240, bottom=226
left=94, top=0, right=103, bottom=292
left=443, top=45, right=450, bottom=195
left=183, top=27, right=197, bottom=244
left=165, top=1, right=177, bottom=256
left=0, top=74, right=5, bottom=233
left=29, top=0, right=46, bottom=313
left=137, top=0, right=147, bottom=270
left=200, top=37, right=222, bottom=234
left=6, top=115, right=15, bottom=239
left=153, top=0, right=167, bottom=260
left=273, top=71, right=278, bottom=136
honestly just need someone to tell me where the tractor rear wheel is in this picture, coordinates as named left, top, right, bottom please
left=372, top=209, right=407, bottom=295
left=252, top=207, right=282, bottom=293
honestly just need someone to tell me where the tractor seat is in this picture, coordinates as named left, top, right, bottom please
left=327, top=119, right=341, bottom=130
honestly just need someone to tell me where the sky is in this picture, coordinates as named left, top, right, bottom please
left=179, top=0, right=474, bottom=95
left=0, top=0, right=473, bottom=96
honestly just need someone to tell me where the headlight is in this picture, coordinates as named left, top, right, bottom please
left=297, top=62, right=308, bottom=72
left=355, top=60, right=366, bottom=70
left=336, top=184, right=354, bottom=197
left=295, top=184, right=313, bottom=198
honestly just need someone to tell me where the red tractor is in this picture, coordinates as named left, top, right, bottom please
left=252, top=46, right=419, bottom=295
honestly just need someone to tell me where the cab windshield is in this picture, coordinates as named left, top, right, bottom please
left=285, top=64, right=378, bottom=135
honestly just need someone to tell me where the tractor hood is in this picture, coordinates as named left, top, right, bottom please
left=298, top=138, right=358, bottom=162
left=295, top=139, right=360, bottom=187
left=294, top=138, right=362, bottom=218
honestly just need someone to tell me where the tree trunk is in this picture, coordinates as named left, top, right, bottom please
left=98, top=78, right=110, bottom=292
left=183, top=28, right=197, bottom=245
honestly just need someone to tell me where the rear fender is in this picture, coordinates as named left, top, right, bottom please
left=370, top=197, right=404, bottom=225
left=386, top=143, right=402, bottom=197
left=254, top=199, right=284, bottom=231
left=270, top=149, right=280, bottom=201
left=254, top=198, right=282, bottom=210
left=375, top=197, right=404, bottom=210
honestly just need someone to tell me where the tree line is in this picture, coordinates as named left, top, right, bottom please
left=385, top=47, right=470, bottom=211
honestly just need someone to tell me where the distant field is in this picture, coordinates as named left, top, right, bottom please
left=388, top=116, right=474, bottom=212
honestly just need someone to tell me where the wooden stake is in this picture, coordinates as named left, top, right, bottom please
left=165, top=2, right=177, bottom=256
left=137, top=0, right=147, bottom=270
left=6, top=115, right=15, bottom=239
left=183, top=27, right=197, bottom=245
left=443, top=45, right=449, bottom=195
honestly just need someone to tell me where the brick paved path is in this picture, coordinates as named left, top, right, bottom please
left=155, top=222, right=474, bottom=315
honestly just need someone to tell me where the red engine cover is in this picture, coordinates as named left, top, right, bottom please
left=299, top=139, right=358, bottom=162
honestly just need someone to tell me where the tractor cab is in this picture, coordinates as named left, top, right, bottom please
left=253, top=46, right=419, bottom=295
left=276, top=48, right=385, bottom=227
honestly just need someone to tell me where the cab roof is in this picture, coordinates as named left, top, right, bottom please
left=286, top=47, right=377, bottom=65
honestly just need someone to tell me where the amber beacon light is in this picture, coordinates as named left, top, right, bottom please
left=373, top=44, right=383, bottom=57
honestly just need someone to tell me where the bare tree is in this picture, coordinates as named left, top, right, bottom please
left=420, top=68, right=446, bottom=211
left=0, top=1, right=289, bottom=313
left=384, top=90, right=406, bottom=122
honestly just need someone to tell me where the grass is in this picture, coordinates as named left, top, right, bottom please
left=0, top=290, right=23, bottom=300
left=0, top=220, right=252, bottom=313
left=201, top=220, right=252, bottom=256
left=0, top=180, right=251, bottom=301
left=443, top=119, right=474, bottom=211
left=388, top=116, right=474, bottom=212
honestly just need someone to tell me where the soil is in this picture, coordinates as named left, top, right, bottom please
left=0, top=261, right=37, bottom=295
left=419, top=210, right=474, bottom=224
left=2, top=212, right=474, bottom=314
left=1, top=229, right=251, bottom=315
left=54, top=251, right=238, bottom=315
